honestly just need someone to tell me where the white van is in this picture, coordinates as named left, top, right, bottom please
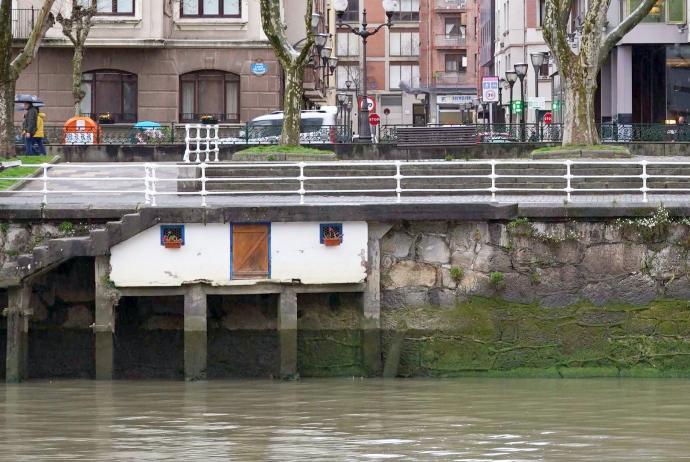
left=245, top=106, right=345, bottom=144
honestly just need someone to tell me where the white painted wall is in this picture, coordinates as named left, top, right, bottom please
left=271, top=222, right=368, bottom=284
left=110, top=222, right=368, bottom=287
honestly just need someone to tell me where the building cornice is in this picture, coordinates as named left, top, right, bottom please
left=14, top=38, right=273, bottom=49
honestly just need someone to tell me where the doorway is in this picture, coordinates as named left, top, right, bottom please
left=231, top=224, right=270, bottom=279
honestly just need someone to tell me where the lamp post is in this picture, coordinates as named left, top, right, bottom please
left=334, top=0, right=397, bottom=143
left=498, top=78, right=505, bottom=123
left=505, top=71, right=517, bottom=126
left=514, top=63, right=528, bottom=141
left=530, top=52, right=548, bottom=125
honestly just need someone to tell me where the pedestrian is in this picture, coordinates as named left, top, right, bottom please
left=32, top=104, right=47, bottom=155
left=21, top=101, right=38, bottom=155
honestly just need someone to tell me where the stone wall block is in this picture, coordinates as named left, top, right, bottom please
left=417, top=235, right=450, bottom=264
left=385, top=261, right=437, bottom=289
left=472, top=245, right=512, bottom=273
left=381, top=231, right=414, bottom=258
left=6, top=227, right=30, bottom=252
left=407, top=221, right=449, bottom=236
left=646, top=246, right=690, bottom=281
left=581, top=243, right=647, bottom=275
left=450, top=222, right=490, bottom=251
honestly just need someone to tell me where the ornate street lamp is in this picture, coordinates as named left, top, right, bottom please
left=514, top=63, right=528, bottom=140
left=505, top=70, right=517, bottom=125
left=530, top=52, right=549, bottom=124
left=334, top=0, right=397, bottom=143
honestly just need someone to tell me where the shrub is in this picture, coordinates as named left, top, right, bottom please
left=490, top=271, right=505, bottom=290
left=449, top=266, right=464, bottom=283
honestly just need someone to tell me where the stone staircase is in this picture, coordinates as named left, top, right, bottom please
left=0, top=212, right=154, bottom=287
left=178, top=162, right=689, bottom=196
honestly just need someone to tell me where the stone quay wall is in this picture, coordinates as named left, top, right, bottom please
left=378, top=215, right=690, bottom=377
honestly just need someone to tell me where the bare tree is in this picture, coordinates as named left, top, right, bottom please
left=57, top=0, right=97, bottom=116
left=0, top=0, right=56, bottom=158
left=543, top=0, right=656, bottom=146
left=260, top=0, right=314, bottom=146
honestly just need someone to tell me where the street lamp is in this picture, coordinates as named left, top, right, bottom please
left=498, top=78, right=505, bottom=122
left=335, top=0, right=397, bottom=143
left=505, top=70, right=517, bottom=125
left=514, top=63, right=528, bottom=141
left=530, top=52, right=547, bottom=124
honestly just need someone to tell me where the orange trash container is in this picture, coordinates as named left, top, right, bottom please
left=63, top=116, right=99, bottom=144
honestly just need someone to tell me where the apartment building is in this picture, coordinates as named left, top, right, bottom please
left=11, top=0, right=331, bottom=125
left=335, top=0, right=423, bottom=129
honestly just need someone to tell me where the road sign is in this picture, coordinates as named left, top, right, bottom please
left=528, top=96, right=546, bottom=109
left=369, top=113, right=380, bottom=126
left=358, top=96, right=376, bottom=112
left=543, top=112, right=553, bottom=124
left=250, top=62, right=268, bottom=76
left=482, top=76, right=500, bottom=103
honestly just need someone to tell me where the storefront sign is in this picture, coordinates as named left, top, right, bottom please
left=251, top=62, right=268, bottom=76
left=528, top=97, right=547, bottom=109
left=436, top=95, right=474, bottom=105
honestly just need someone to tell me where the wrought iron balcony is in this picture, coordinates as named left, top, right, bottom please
left=433, top=71, right=469, bottom=86
left=435, top=0, right=468, bottom=10
left=11, top=9, right=36, bottom=39
left=435, top=33, right=467, bottom=47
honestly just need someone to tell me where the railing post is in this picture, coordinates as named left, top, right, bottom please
left=490, top=160, right=497, bottom=202
left=200, top=163, right=207, bottom=207
left=298, top=162, right=306, bottom=204
left=641, top=160, right=648, bottom=203
left=41, top=163, right=48, bottom=206
left=395, top=160, right=402, bottom=203
left=565, top=159, right=572, bottom=203
left=150, top=164, right=157, bottom=207
left=144, top=164, right=151, bottom=205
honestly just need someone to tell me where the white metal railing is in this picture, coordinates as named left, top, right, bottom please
left=3, top=159, right=690, bottom=207
left=183, top=124, right=220, bottom=163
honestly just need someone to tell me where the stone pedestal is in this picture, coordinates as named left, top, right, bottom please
left=94, top=256, right=116, bottom=380
left=278, top=287, right=298, bottom=379
left=6, top=286, right=31, bottom=383
left=184, top=284, right=207, bottom=381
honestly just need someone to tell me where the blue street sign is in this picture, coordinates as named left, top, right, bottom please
left=251, top=62, right=268, bottom=76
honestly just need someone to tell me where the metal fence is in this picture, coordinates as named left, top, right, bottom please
left=11, top=9, right=35, bottom=39
left=5, top=159, right=690, bottom=207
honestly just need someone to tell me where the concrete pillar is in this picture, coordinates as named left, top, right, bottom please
left=613, top=45, right=633, bottom=123
left=362, top=223, right=393, bottom=377
left=94, top=256, right=116, bottom=380
left=6, top=285, right=31, bottom=383
left=600, top=57, right=613, bottom=122
left=184, top=284, right=207, bottom=381
left=278, top=287, right=297, bottom=379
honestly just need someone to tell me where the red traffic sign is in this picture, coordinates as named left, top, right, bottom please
left=358, top=96, right=376, bottom=112
left=543, top=112, right=553, bottom=124
left=369, top=113, right=381, bottom=126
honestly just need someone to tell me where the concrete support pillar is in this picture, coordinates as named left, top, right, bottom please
left=6, top=285, right=31, bottom=383
left=600, top=57, right=613, bottom=122
left=94, top=256, right=116, bottom=380
left=184, top=284, right=207, bottom=381
left=362, top=223, right=393, bottom=377
left=278, top=287, right=298, bottom=379
left=614, top=45, right=633, bottom=123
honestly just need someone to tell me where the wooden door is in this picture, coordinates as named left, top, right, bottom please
left=232, top=224, right=269, bottom=279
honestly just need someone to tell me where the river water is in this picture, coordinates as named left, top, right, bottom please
left=1, top=378, right=689, bottom=461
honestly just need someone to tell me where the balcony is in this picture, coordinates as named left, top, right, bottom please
left=435, top=0, right=467, bottom=10
left=435, top=33, right=467, bottom=48
left=434, top=71, right=469, bottom=86
left=11, top=9, right=36, bottom=39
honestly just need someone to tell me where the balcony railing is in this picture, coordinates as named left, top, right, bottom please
left=436, top=0, right=467, bottom=9
left=435, top=33, right=467, bottom=47
left=434, top=71, right=469, bottom=85
left=12, top=9, right=36, bottom=39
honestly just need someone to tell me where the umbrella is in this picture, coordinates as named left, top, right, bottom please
left=14, top=94, right=43, bottom=104
left=133, top=121, right=161, bottom=129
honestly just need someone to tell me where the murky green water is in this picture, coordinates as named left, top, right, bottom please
left=1, top=378, right=690, bottom=461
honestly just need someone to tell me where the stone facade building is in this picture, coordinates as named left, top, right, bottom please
left=11, top=0, right=331, bottom=126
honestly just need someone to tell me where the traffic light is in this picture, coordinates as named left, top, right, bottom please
left=511, top=100, right=524, bottom=113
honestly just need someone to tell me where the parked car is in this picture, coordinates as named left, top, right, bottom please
left=220, top=107, right=347, bottom=144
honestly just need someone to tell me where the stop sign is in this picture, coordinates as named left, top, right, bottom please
left=368, top=113, right=380, bottom=126
left=543, top=112, right=553, bottom=124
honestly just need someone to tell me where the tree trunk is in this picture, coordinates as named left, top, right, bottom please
left=0, top=78, right=17, bottom=159
left=281, top=64, right=305, bottom=146
left=72, top=44, right=84, bottom=116
left=561, top=66, right=600, bottom=145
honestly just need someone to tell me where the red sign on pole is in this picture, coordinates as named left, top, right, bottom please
left=358, top=96, right=376, bottom=112
left=543, top=112, right=553, bottom=124
left=368, top=113, right=380, bottom=126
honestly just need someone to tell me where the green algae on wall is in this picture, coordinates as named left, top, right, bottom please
left=382, top=297, right=690, bottom=378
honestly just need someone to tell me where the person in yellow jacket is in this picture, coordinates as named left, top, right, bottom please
left=31, top=107, right=47, bottom=155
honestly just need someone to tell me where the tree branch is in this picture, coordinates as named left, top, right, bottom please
left=543, top=0, right=575, bottom=71
left=10, top=0, right=56, bottom=78
left=601, top=0, right=656, bottom=57
left=295, top=0, right=315, bottom=67
left=259, top=0, right=297, bottom=68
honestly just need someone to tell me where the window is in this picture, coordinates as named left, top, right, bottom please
left=627, top=0, right=685, bottom=23
left=539, top=61, right=549, bottom=78
left=180, top=71, right=240, bottom=122
left=380, top=95, right=403, bottom=106
left=391, top=0, right=419, bottom=21
left=538, top=0, right=546, bottom=26
left=336, top=32, right=359, bottom=57
left=337, top=64, right=360, bottom=89
left=340, top=0, right=359, bottom=22
left=320, top=223, right=343, bottom=244
left=79, top=70, right=137, bottom=123
left=160, top=225, right=185, bottom=247
left=445, top=53, right=467, bottom=72
left=390, top=31, right=419, bottom=56
left=389, top=64, right=419, bottom=89
left=79, top=0, right=134, bottom=15
left=181, top=0, right=240, bottom=17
